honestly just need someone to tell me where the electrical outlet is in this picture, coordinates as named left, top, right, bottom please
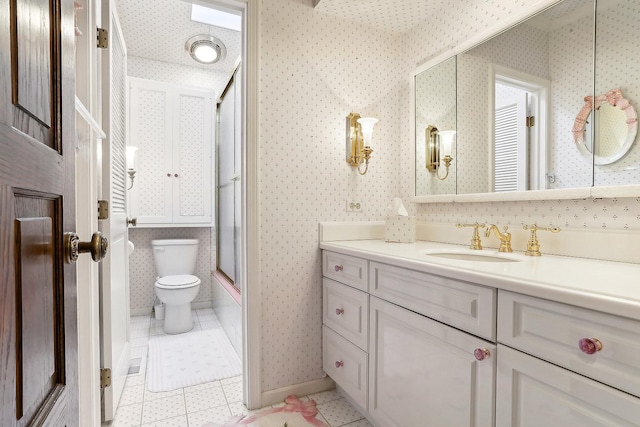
left=346, top=200, right=362, bottom=213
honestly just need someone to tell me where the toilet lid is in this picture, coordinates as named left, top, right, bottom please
left=156, top=274, right=200, bottom=287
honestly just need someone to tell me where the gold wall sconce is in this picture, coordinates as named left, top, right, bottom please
left=126, top=146, right=138, bottom=190
left=426, top=126, right=455, bottom=180
left=346, top=113, right=379, bottom=175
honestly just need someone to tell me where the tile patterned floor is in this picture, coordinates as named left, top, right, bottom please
left=109, top=309, right=370, bottom=427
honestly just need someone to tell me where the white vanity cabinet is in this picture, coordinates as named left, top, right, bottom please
left=320, top=239, right=640, bottom=426
left=322, top=250, right=497, bottom=426
left=128, top=78, right=213, bottom=227
left=496, top=291, right=640, bottom=426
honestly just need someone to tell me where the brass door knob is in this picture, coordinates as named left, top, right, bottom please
left=64, top=231, right=109, bottom=264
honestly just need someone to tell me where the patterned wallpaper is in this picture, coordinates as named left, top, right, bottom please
left=413, top=197, right=640, bottom=231
left=258, top=0, right=640, bottom=397
left=259, top=0, right=404, bottom=391
left=414, top=57, right=457, bottom=196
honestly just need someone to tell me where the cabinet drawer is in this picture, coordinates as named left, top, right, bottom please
left=498, top=291, right=640, bottom=398
left=369, top=262, right=496, bottom=341
left=323, top=251, right=368, bottom=291
left=323, top=326, right=368, bottom=411
left=323, top=278, right=369, bottom=350
left=497, top=344, right=640, bottom=426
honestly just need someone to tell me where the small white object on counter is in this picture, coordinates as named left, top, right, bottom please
left=385, top=197, right=416, bottom=242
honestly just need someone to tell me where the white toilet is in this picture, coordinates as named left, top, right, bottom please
left=151, top=239, right=201, bottom=334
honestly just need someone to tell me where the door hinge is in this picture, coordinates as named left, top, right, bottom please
left=526, top=116, right=535, bottom=127
left=100, top=368, right=111, bottom=389
left=98, top=200, right=109, bottom=220
left=97, top=28, right=109, bottom=49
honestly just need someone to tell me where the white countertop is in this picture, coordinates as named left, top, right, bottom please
left=319, top=240, right=640, bottom=321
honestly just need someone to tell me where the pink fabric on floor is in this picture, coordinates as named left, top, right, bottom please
left=205, top=395, right=328, bottom=427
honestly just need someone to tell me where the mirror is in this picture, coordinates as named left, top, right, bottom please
left=415, top=57, right=456, bottom=196
left=414, top=0, right=640, bottom=199
left=574, top=89, right=638, bottom=165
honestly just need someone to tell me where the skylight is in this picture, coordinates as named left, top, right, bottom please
left=191, top=4, right=241, bottom=32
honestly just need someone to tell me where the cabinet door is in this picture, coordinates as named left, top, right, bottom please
left=172, top=88, right=213, bottom=224
left=496, top=344, right=640, bottom=426
left=368, top=296, right=495, bottom=427
left=128, top=78, right=173, bottom=224
left=128, top=79, right=213, bottom=226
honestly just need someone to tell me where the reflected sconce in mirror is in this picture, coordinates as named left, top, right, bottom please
left=346, top=113, right=379, bottom=175
left=426, top=126, right=455, bottom=180
left=126, top=146, right=138, bottom=190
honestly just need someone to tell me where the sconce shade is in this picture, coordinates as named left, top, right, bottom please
left=126, top=146, right=138, bottom=170
left=426, top=127, right=454, bottom=180
left=346, top=113, right=378, bottom=175
left=439, top=130, right=456, bottom=157
left=357, top=117, right=379, bottom=147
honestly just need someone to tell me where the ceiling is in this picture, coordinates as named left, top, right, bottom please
left=313, top=0, right=443, bottom=34
left=115, top=0, right=241, bottom=73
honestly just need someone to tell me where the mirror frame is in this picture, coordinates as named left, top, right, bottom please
left=573, top=88, right=638, bottom=165
left=410, top=0, right=640, bottom=203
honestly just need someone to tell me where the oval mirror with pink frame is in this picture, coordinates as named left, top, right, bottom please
left=572, top=88, right=638, bottom=165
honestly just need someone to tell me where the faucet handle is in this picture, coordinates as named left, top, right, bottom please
left=523, top=224, right=561, bottom=256
left=456, top=222, right=486, bottom=250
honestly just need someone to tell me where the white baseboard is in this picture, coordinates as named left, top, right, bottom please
left=259, top=376, right=335, bottom=408
left=129, top=300, right=214, bottom=317
left=192, top=300, right=214, bottom=310
left=130, top=307, right=153, bottom=317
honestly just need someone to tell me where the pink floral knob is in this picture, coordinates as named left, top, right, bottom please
left=335, top=361, right=344, bottom=368
left=336, top=308, right=344, bottom=315
left=579, top=338, right=603, bottom=355
left=474, top=348, right=490, bottom=361
left=334, top=265, right=343, bottom=272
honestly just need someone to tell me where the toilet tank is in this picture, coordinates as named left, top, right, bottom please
left=151, top=239, right=199, bottom=277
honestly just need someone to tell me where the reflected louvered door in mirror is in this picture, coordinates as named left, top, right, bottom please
left=0, top=0, right=79, bottom=426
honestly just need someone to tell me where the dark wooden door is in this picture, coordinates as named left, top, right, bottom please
left=0, top=0, right=79, bottom=426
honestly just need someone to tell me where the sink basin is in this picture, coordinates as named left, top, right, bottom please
left=424, top=251, right=521, bottom=263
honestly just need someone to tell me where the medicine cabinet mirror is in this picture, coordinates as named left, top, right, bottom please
left=413, top=0, right=640, bottom=200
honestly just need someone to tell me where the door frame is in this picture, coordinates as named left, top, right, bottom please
left=74, top=0, right=105, bottom=425
left=201, top=0, right=261, bottom=409
left=488, top=64, right=550, bottom=191
left=74, top=0, right=261, bottom=417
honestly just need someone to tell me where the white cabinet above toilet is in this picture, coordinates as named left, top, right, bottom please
left=128, top=78, right=214, bottom=227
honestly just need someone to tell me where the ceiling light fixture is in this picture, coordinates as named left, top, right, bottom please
left=185, top=35, right=226, bottom=65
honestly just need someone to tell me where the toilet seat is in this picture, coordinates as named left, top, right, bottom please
left=155, top=274, right=201, bottom=290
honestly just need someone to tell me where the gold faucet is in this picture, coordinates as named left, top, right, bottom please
left=485, top=224, right=512, bottom=253
left=456, top=222, right=486, bottom=250
left=523, top=224, right=561, bottom=256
